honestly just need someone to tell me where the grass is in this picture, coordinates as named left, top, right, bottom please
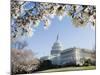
left=38, top=66, right=96, bottom=73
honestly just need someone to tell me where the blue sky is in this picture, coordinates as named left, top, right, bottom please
left=26, top=15, right=95, bottom=58
left=18, top=2, right=96, bottom=58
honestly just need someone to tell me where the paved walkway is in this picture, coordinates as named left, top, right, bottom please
left=39, top=66, right=96, bottom=73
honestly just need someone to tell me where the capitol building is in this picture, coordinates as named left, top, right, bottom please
left=40, top=34, right=96, bottom=66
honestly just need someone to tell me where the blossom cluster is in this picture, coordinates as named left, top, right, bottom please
left=11, top=1, right=96, bottom=40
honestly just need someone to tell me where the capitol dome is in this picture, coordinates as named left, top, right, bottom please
left=51, top=34, right=63, bottom=55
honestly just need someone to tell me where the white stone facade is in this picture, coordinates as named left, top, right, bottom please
left=40, top=34, right=96, bottom=66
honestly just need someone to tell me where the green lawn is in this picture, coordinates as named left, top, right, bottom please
left=39, top=66, right=96, bottom=73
